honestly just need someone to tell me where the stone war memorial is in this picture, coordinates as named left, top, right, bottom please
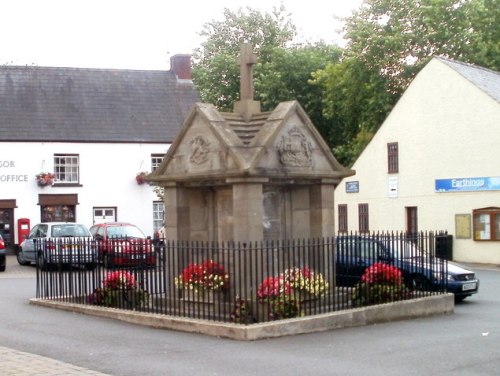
left=145, top=43, right=355, bottom=321
left=148, top=43, right=354, bottom=242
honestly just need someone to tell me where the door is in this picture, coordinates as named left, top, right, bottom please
left=0, top=209, right=14, bottom=250
left=93, top=208, right=116, bottom=224
left=406, top=206, right=418, bottom=240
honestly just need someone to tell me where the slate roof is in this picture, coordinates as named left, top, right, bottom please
left=437, top=57, right=500, bottom=102
left=0, top=65, right=199, bottom=143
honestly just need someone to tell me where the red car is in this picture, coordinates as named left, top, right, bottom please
left=0, top=234, right=6, bottom=272
left=89, top=222, right=156, bottom=268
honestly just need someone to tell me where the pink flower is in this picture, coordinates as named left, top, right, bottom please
left=257, top=276, right=292, bottom=301
left=103, top=270, right=137, bottom=289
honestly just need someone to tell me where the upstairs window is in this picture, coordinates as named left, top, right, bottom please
left=151, top=154, right=164, bottom=171
left=54, top=154, right=79, bottom=184
left=473, top=207, right=500, bottom=241
left=387, top=142, right=399, bottom=173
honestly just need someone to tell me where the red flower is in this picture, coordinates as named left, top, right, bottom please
left=103, top=270, right=137, bottom=289
left=361, top=262, right=403, bottom=285
left=176, top=260, right=228, bottom=291
left=257, top=276, right=292, bottom=301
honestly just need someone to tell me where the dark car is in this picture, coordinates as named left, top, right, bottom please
left=0, top=234, right=6, bottom=271
left=17, top=222, right=97, bottom=270
left=336, top=235, right=479, bottom=301
left=89, top=222, right=156, bottom=268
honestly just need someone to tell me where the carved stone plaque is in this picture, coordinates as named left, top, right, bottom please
left=189, top=136, right=210, bottom=165
left=277, top=127, right=313, bottom=167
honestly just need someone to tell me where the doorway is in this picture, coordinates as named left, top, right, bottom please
left=93, top=207, right=117, bottom=224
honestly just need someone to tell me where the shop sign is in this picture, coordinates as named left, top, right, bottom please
left=435, top=176, right=500, bottom=192
left=0, top=160, right=28, bottom=183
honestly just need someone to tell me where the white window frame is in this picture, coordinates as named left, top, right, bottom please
left=153, top=201, right=164, bottom=234
left=54, top=154, right=80, bottom=184
left=151, top=154, right=164, bottom=172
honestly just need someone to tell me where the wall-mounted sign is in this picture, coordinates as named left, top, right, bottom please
left=345, top=181, right=359, bottom=193
left=455, top=214, right=471, bottom=239
left=435, top=176, right=500, bottom=192
left=388, top=176, right=398, bottom=198
left=0, top=159, right=29, bottom=183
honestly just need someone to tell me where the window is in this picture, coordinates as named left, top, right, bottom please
left=473, top=207, right=500, bottom=241
left=153, top=201, right=164, bottom=234
left=54, top=154, right=79, bottom=183
left=358, top=204, right=369, bottom=233
left=338, top=204, right=348, bottom=233
left=387, top=142, right=399, bottom=173
left=151, top=154, right=164, bottom=171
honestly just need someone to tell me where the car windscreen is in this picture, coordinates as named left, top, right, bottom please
left=381, top=239, right=427, bottom=259
left=107, top=225, right=145, bottom=238
left=50, top=224, right=91, bottom=237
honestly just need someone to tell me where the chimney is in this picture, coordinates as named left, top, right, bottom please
left=170, top=54, right=192, bottom=80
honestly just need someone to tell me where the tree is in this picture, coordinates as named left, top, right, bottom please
left=192, top=7, right=343, bottom=150
left=312, top=57, right=396, bottom=166
left=314, top=0, right=499, bottom=166
left=257, top=44, right=342, bottom=146
left=343, top=0, right=499, bottom=93
left=192, top=6, right=296, bottom=110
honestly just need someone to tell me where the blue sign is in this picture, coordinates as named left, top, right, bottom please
left=435, top=176, right=500, bottom=192
left=346, top=181, right=359, bottom=193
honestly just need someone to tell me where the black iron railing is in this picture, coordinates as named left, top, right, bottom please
left=35, top=232, right=449, bottom=324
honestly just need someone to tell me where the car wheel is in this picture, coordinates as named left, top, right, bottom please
left=455, top=295, right=467, bottom=303
left=85, top=262, right=97, bottom=271
left=408, top=274, right=431, bottom=291
left=0, top=264, right=5, bottom=272
left=16, top=249, right=31, bottom=266
left=36, top=253, right=49, bottom=271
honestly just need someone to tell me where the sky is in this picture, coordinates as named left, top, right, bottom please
left=2, top=0, right=363, bottom=70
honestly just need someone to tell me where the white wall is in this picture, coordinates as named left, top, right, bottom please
left=334, top=59, right=500, bottom=264
left=0, top=141, right=169, bottom=242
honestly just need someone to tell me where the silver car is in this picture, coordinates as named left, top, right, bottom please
left=17, top=222, right=97, bottom=269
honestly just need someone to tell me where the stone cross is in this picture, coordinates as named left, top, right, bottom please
left=237, top=43, right=257, bottom=101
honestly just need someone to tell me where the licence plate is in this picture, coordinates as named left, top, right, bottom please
left=462, top=282, right=477, bottom=291
left=131, top=254, right=145, bottom=260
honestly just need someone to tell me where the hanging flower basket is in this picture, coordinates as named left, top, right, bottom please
left=35, top=172, right=55, bottom=187
left=135, top=171, right=148, bottom=185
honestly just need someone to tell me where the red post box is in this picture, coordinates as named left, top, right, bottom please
left=17, top=218, right=30, bottom=245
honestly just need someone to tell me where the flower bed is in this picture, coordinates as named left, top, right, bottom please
left=175, top=259, right=229, bottom=293
left=88, top=270, right=148, bottom=309
left=256, top=266, right=329, bottom=321
left=352, top=262, right=412, bottom=306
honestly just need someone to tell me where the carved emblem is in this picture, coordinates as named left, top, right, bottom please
left=189, top=136, right=210, bottom=165
left=277, top=127, right=313, bottom=167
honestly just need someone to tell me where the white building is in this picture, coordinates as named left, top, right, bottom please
left=0, top=55, right=199, bottom=251
left=334, top=57, right=500, bottom=264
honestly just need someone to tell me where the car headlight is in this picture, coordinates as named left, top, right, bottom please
left=433, top=271, right=455, bottom=281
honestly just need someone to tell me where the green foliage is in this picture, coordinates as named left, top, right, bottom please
left=192, top=6, right=296, bottom=110
left=192, top=6, right=343, bottom=161
left=191, top=1, right=498, bottom=168
left=344, top=0, right=499, bottom=91
left=314, top=0, right=499, bottom=166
